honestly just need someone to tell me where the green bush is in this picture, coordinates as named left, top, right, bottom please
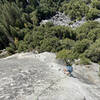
left=73, top=39, right=92, bottom=54
left=49, top=26, right=76, bottom=40
left=31, top=31, right=44, bottom=48
left=24, top=33, right=32, bottom=44
left=84, top=0, right=91, bottom=4
left=87, top=28, right=100, bottom=41
left=76, top=21, right=100, bottom=35
left=37, top=0, right=57, bottom=20
left=39, top=37, right=60, bottom=52
left=91, top=0, right=100, bottom=10
left=6, top=43, right=16, bottom=54
left=60, top=38, right=75, bottom=50
left=56, top=49, right=74, bottom=64
left=76, top=33, right=87, bottom=40
left=87, top=32, right=96, bottom=41
left=85, top=39, right=100, bottom=63
left=86, top=8, right=100, bottom=20
left=79, top=56, right=91, bottom=65
left=60, top=0, right=89, bottom=20
left=22, top=25, right=76, bottom=53
left=18, top=41, right=28, bottom=53
left=76, top=21, right=100, bottom=41
left=30, top=11, right=39, bottom=25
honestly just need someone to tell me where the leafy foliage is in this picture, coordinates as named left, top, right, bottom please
left=60, top=0, right=89, bottom=20
left=84, top=39, right=100, bottom=63
left=73, top=39, right=92, bottom=54
left=79, top=56, right=91, bottom=65
left=76, top=21, right=100, bottom=40
left=0, top=1, right=32, bottom=49
left=60, top=38, right=75, bottom=50
left=56, top=49, right=74, bottom=64
left=0, top=0, right=100, bottom=65
left=91, top=0, right=100, bottom=10
left=39, top=37, right=60, bottom=52
left=86, top=8, right=100, bottom=20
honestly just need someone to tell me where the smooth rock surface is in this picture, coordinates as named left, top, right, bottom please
left=95, top=18, right=100, bottom=22
left=0, top=52, right=100, bottom=100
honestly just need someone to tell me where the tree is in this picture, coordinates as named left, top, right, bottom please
left=91, top=0, right=100, bottom=10
left=86, top=8, right=100, bottom=20
left=30, top=10, right=39, bottom=25
left=76, top=21, right=100, bottom=34
left=85, top=39, right=100, bottom=63
left=18, top=41, right=28, bottom=52
left=87, top=28, right=100, bottom=41
left=79, top=56, right=91, bottom=65
left=56, top=49, right=74, bottom=64
left=0, top=1, right=32, bottom=50
left=37, top=0, right=58, bottom=20
left=39, top=37, right=60, bottom=52
left=73, top=39, right=92, bottom=54
left=60, top=38, right=75, bottom=50
left=49, top=26, right=76, bottom=40
left=60, top=0, right=89, bottom=20
left=0, top=1, right=22, bottom=44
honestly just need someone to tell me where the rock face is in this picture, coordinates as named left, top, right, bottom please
left=40, top=12, right=100, bottom=28
left=95, top=18, right=100, bottom=22
left=40, top=12, right=86, bottom=28
left=0, top=52, right=100, bottom=100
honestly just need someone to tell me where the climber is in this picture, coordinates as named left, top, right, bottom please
left=64, top=63, right=73, bottom=76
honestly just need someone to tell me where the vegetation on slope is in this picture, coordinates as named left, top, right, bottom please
left=0, top=0, right=100, bottom=64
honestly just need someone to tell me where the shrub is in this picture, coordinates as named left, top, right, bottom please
left=91, top=0, right=100, bottom=10
left=87, top=32, right=96, bottom=41
left=79, top=56, right=91, bottom=65
left=49, top=26, right=76, bottom=40
left=87, top=28, right=100, bottom=41
left=76, top=21, right=100, bottom=41
left=60, top=0, right=89, bottom=20
left=56, top=49, right=74, bottom=64
left=86, top=8, right=100, bottom=20
left=84, top=0, right=91, bottom=4
left=31, top=31, right=44, bottom=48
left=76, top=21, right=100, bottom=34
left=24, top=33, right=32, bottom=44
left=6, top=43, right=16, bottom=54
left=76, top=33, right=87, bottom=40
left=85, top=39, right=100, bottom=63
left=30, top=11, right=39, bottom=25
left=60, top=38, right=75, bottom=50
left=37, top=0, right=57, bottom=20
left=73, top=39, right=92, bottom=54
left=39, top=37, right=60, bottom=52
left=18, top=41, right=28, bottom=53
